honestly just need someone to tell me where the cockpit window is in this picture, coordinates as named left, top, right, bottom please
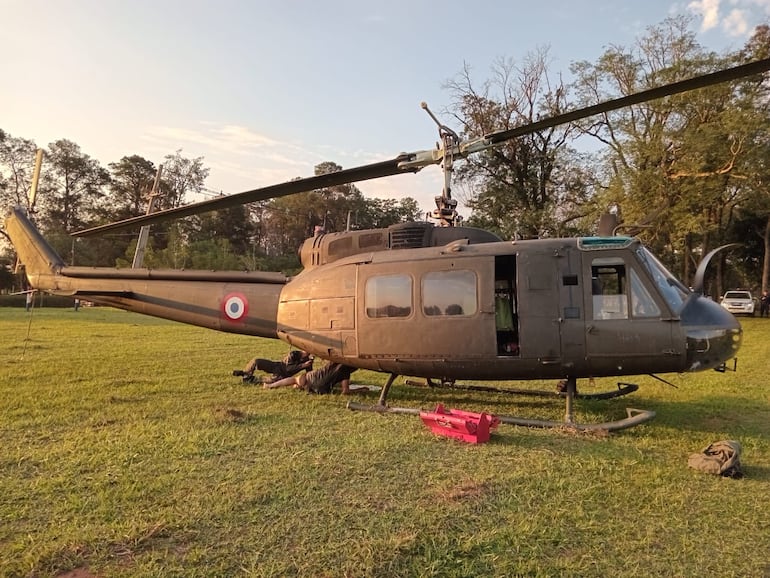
left=629, top=268, right=661, bottom=317
left=635, top=247, right=690, bottom=313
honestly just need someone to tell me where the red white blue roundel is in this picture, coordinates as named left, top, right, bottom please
left=222, top=292, right=249, bottom=321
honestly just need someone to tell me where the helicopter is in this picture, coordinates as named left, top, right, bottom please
left=5, top=57, right=769, bottom=432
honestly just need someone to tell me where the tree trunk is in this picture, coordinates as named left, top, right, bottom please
left=762, top=215, right=770, bottom=292
left=683, top=234, right=692, bottom=287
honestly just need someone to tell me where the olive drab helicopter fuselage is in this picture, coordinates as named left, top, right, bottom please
left=4, top=209, right=742, bottom=381
left=5, top=56, right=769, bottom=431
left=288, top=221, right=740, bottom=381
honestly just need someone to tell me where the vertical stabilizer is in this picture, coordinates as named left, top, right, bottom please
left=4, top=207, right=65, bottom=283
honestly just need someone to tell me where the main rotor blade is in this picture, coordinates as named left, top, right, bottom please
left=73, top=57, right=770, bottom=238
left=483, top=57, right=770, bottom=145
left=73, top=154, right=416, bottom=237
left=397, top=57, right=770, bottom=170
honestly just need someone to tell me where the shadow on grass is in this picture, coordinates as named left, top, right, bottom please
left=635, top=394, right=770, bottom=437
left=337, top=384, right=770, bottom=448
left=738, top=464, right=770, bottom=481
left=5, top=342, right=47, bottom=351
left=365, top=383, right=570, bottom=410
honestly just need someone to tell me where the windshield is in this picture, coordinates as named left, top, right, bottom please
left=635, top=247, right=690, bottom=314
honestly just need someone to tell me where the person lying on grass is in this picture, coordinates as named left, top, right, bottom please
left=234, top=349, right=313, bottom=384
left=265, top=360, right=367, bottom=394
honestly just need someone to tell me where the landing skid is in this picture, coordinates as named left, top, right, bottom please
left=405, top=378, right=639, bottom=401
left=347, top=375, right=655, bottom=433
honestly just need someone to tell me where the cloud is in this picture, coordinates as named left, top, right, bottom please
left=141, top=122, right=327, bottom=170
left=135, top=122, right=321, bottom=194
left=748, top=0, right=770, bottom=15
left=722, top=9, right=750, bottom=35
left=142, top=123, right=284, bottom=158
left=687, top=0, right=766, bottom=37
left=130, top=121, right=445, bottom=212
left=688, top=0, right=721, bottom=31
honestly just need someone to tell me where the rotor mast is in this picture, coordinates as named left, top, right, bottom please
left=421, top=102, right=461, bottom=227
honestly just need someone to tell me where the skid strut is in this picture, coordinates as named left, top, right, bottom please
left=347, top=374, right=655, bottom=433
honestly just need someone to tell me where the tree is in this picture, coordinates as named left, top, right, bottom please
left=180, top=204, right=258, bottom=270
left=731, top=24, right=770, bottom=293
left=0, top=255, right=16, bottom=293
left=0, top=130, right=39, bottom=213
left=260, top=162, right=360, bottom=257
left=311, top=160, right=368, bottom=232
left=570, top=17, right=705, bottom=267
left=84, top=155, right=160, bottom=266
left=446, top=49, right=585, bottom=239
left=259, top=162, right=422, bottom=261
left=259, top=191, right=317, bottom=258
left=570, top=16, right=768, bottom=293
left=157, top=150, right=209, bottom=210
left=137, top=150, right=210, bottom=256
left=354, top=197, right=421, bottom=229
left=38, top=139, right=111, bottom=233
left=189, top=205, right=256, bottom=256
left=35, top=139, right=111, bottom=263
left=106, top=155, right=157, bottom=220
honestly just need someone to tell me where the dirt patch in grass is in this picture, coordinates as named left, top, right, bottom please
left=213, top=406, right=248, bottom=423
left=438, top=479, right=491, bottom=502
left=56, top=568, right=98, bottom=578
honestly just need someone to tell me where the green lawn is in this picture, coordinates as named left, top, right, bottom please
left=1, top=307, right=768, bottom=577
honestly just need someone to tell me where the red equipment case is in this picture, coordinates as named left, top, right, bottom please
left=419, top=404, right=500, bottom=443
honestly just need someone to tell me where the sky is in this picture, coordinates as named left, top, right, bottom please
left=2, top=0, right=769, bottom=215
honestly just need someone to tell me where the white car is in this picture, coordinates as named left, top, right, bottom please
left=720, top=290, right=755, bottom=316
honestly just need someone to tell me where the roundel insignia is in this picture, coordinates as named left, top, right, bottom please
left=222, top=293, right=249, bottom=321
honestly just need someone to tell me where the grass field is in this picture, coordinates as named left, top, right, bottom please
left=1, top=307, right=769, bottom=577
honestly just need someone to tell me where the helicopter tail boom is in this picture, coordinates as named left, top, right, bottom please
left=4, top=207, right=284, bottom=339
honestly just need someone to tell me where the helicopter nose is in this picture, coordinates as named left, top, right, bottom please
left=679, top=295, right=742, bottom=371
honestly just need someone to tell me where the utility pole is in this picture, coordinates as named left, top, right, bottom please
left=28, top=148, right=43, bottom=215
left=132, top=164, right=163, bottom=268
left=15, top=149, right=44, bottom=274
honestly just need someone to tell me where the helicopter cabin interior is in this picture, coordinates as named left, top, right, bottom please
left=495, top=255, right=518, bottom=356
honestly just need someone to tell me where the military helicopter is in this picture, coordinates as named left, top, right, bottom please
left=5, top=58, right=768, bottom=432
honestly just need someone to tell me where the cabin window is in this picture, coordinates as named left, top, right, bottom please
left=422, top=270, right=477, bottom=317
left=591, top=258, right=628, bottom=319
left=365, top=274, right=412, bottom=318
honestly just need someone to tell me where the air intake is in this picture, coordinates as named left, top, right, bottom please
left=388, top=222, right=433, bottom=249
